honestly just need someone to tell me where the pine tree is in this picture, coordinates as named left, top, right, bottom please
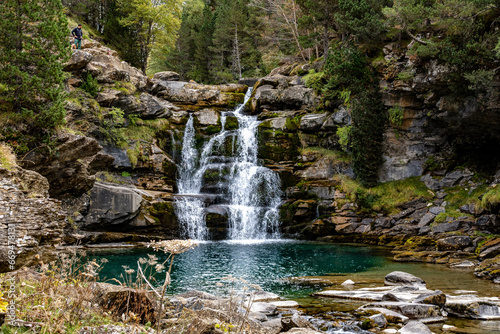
left=0, top=0, right=70, bottom=145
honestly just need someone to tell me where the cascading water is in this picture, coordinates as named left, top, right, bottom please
left=174, top=88, right=283, bottom=241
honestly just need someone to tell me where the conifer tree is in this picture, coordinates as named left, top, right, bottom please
left=0, top=0, right=70, bottom=143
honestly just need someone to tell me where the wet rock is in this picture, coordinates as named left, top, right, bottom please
left=153, top=71, right=180, bottom=81
left=361, top=302, right=440, bottom=320
left=445, top=295, right=500, bottom=319
left=413, top=290, right=446, bottom=308
left=63, top=50, right=93, bottom=71
left=436, top=236, right=472, bottom=251
left=362, top=307, right=409, bottom=324
left=474, top=254, right=500, bottom=280
left=281, top=314, right=315, bottom=332
left=194, top=109, right=220, bottom=126
left=382, top=293, right=405, bottom=302
left=385, top=271, right=426, bottom=287
left=369, top=313, right=388, bottom=328
left=399, top=320, right=432, bottom=334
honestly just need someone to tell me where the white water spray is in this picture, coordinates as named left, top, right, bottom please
left=174, top=88, right=282, bottom=240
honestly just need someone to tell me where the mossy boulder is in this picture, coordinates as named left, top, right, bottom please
left=257, top=128, right=300, bottom=162
left=224, top=116, right=239, bottom=130
left=149, top=201, right=179, bottom=236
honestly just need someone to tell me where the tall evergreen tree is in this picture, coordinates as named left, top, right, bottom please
left=0, top=0, right=70, bottom=145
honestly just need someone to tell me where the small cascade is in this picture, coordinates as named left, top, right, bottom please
left=174, top=88, right=282, bottom=240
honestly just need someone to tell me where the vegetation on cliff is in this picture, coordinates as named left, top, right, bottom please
left=0, top=0, right=70, bottom=152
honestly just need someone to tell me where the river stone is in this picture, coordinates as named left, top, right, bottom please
left=299, top=113, right=327, bottom=131
left=436, top=236, right=472, bottom=251
left=445, top=295, right=500, bottom=319
left=369, top=313, right=388, bottom=328
left=399, top=321, right=432, bottom=334
left=261, top=318, right=282, bottom=334
left=249, top=311, right=268, bottom=322
left=361, top=307, right=409, bottom=324
left=250, top=302, right=278, bottom=316
left=363, top=302, right=440, bottom=319
left=284, top=329, right=322, bottom=334
left=251, top=290, right=280, bottom=302
left=413, top=290, right=446, bottom=307
left=385, top=271, right=426, bottom=287
left=153, top=71, right=180, bottom=81
left=281, top=314, right=315, bottom=332
left=271, top=300, right=299, bottom=308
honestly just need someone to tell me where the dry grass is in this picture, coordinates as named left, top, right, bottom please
left=0, top=142, right=17, bottom=170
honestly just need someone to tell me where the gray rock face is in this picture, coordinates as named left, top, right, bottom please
left=139, top=93, right=176, bottom=119
left=431, top=221, right=461, bottom=233
left=63, top=50, right=93, bottom=71
left=418, top=212, right=435, bottom=227
left=369, top=313, right=387, bottom=327
left=152, top=71, right=180, bottom=81
left=385, top=271, right=426, bottom=287
left=436, top=236, right=472, bottom=251
left=361, top=302, right=440, bottom=319
left=0, top=167, right=68, bottom=272
left=421, top=174, right=440, bottom=191
left=83, top=182, right=144, bottom=228
left=399, top=321, right=432, bottom=334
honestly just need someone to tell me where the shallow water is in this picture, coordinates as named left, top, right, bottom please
left=86, top=241, right=500, bottom=333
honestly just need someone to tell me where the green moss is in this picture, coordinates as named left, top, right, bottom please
left=481, top=185, right=500, bottom=210
left=338, top=176, right=434, bottom=215
left=223, top=92, right=245, bottom=107
left=300, top=147, right=352, bottom=163
left=126, top=142, right=141, bottom=167
left=114, top=81, right=136, bottom=95
left=224, top=116, right=239, bottom=130
left=203, top=125, right=222, bottom=135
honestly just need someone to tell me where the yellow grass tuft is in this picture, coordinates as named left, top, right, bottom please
left=0, top=142, right=16, bottom=170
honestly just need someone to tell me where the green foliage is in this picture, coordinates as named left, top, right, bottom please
left=121, top=171, right=131, bottom=177
left=116, top=0, right=183, bottom=73
left=164, top=0, right=264, bottom=83
left=81, top=73, right=100, bottom=98
left=0, top=0, right=69, bottom=145
left=337, top=126, right=352, bottom=152
left=464, top=69, right=496, bottom=91
left=339, top=176, right=433, bottom=214
left=300, top=146, right=352, bottom=163
left=100, top=107, right=126, bottom=146
left=303, top=69, right=326, bottom=94
left=481, top=185, right=500, bottom=211
left=351, top=90, right=386, bottom=188
left=396, top=70, right=414, bottom=81
left=388, top=105, right=404, bottom=126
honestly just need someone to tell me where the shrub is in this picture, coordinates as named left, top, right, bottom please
left=388, top=105, right=404, bottom=127
left=81, top=73, right=100, bottom=97
left=0, top=143, right=16, bottom=169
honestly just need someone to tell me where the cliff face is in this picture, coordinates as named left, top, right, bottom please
left=4, top=37, right=500, bottom=281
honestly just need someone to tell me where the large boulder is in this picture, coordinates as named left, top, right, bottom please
left=63, top=50, right=93, bottom=71
left=81, top=182, right=146, bottom=229
left=436, top=236, right=472, bottom=251
left=399, top=321, right=432, bottom=334
left=299, top=113, right=328, bottom=131
left=385, top=271, right=426, bottom=287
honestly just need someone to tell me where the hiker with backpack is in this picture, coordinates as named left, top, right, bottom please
left=71, top=24, right=83, bottom=50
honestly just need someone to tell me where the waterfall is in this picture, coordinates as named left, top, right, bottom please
left=174, top=88, right=282, bottom=240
